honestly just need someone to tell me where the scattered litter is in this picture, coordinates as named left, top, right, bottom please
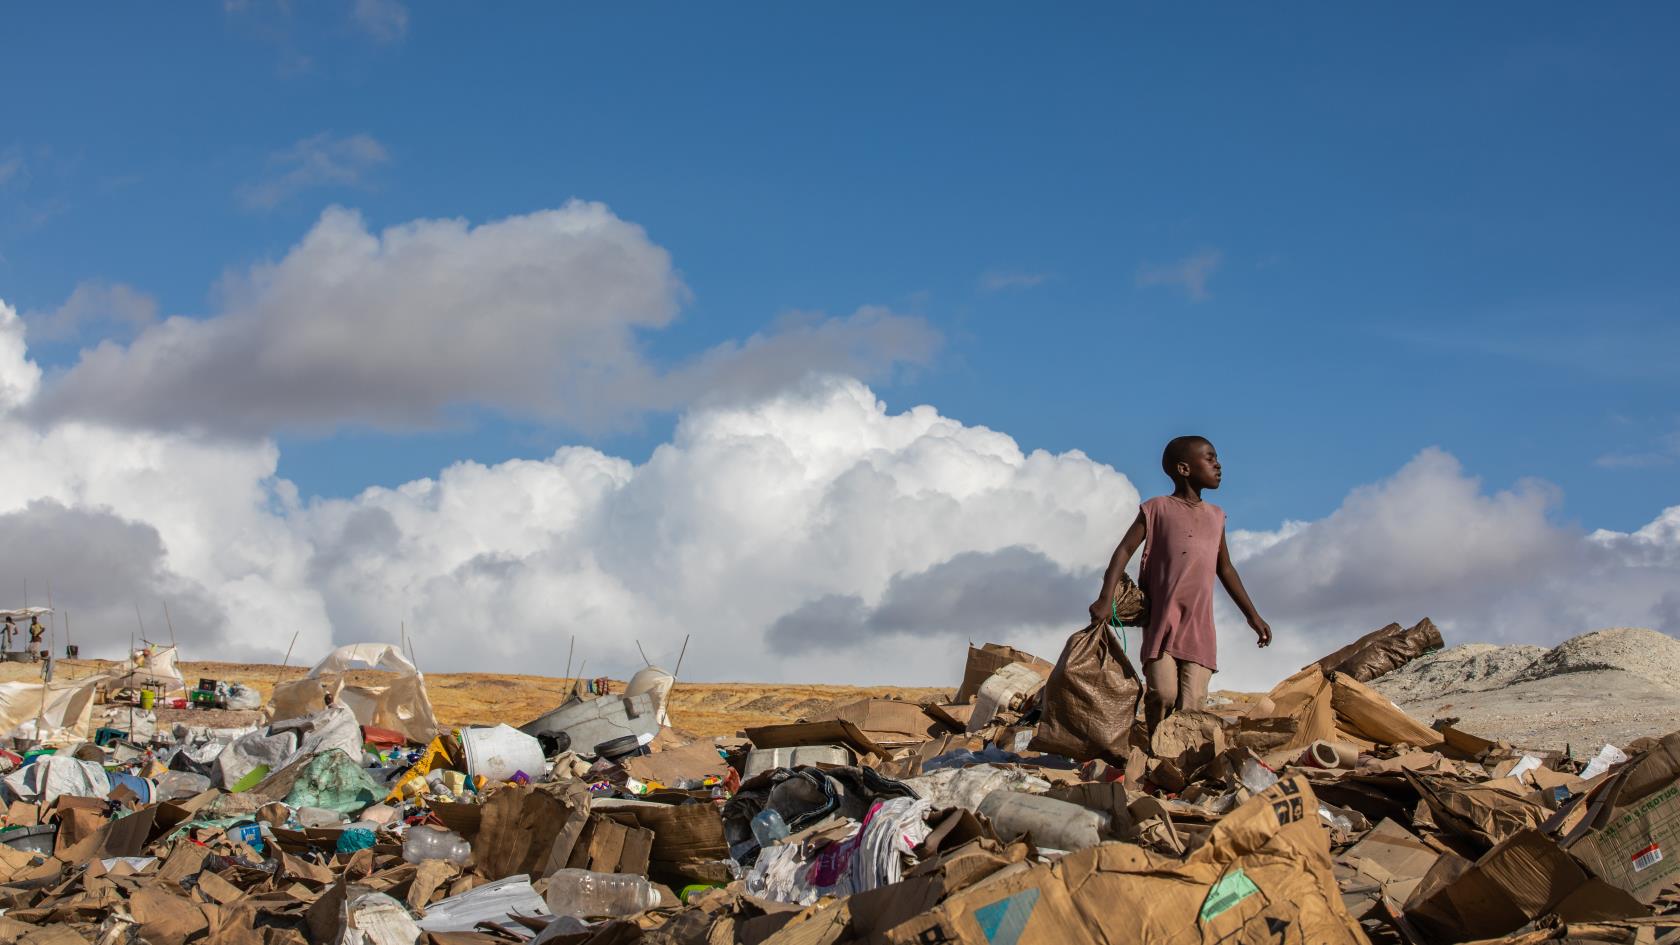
left=0, top=620, right=1669, bottom=945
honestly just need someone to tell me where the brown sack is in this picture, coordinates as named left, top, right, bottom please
left=1315, top=618, right=1444, bottom=683
left=1027, top=621, right=1142, bottom=764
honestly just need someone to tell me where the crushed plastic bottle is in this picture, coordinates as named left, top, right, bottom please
left=543, top=868, right=661, bottom=919
left=750, top=809, right=789, bottom=847
left=1238, top=757, right=1278, bottom=794
left=1317, top=803, right=1354, bottom=834
left=403, top=825, right=471, bottom=865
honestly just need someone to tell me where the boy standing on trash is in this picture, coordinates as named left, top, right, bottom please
left=1090, top=436, right=1271, bottom=735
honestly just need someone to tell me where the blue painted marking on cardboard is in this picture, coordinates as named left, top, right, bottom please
left=973, top=888, right=1040, bottom=945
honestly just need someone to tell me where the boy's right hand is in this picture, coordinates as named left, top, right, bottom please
left=1088, top=597, right=1109, bottom=626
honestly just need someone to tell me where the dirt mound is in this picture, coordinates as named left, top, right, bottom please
left=1369, top=642, right=1547, bottom=702
left=1512, top=627, right=1680, bottom=691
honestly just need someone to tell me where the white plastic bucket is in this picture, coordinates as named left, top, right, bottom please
left=459, top=724, right=546, bottom=782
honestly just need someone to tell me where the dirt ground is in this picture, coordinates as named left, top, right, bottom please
left=2, top=657, right=947, bottom=739
left=8, top=627, right=1672, bottom=749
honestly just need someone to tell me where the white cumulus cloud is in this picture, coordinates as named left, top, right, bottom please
left=34, top=202, right=936, bottom=437
left=2, top=291, right=1677, bottom=695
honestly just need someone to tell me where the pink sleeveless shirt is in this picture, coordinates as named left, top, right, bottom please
left=1138, top=496, right=1224, bottom=671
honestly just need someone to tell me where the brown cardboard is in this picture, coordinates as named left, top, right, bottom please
left=599, top=799, right=730, bottom=885
left=567, top=813, right=654, bottom=876
left=1150, top=710, right=1226, bottom=776
left=1338, top=818, right=1440, bottom=907
left=744, top=720, right=890, bottom=761
left=883, top=860, right=1085, bottom=945
left=954, top=643, right=1053, bottom=704
left=1560, top=730, right=1680, bottom=903
left=471, top=779, right=590, bottom=880
left=810, top=698, right=938, bottom=746
left=623, top=738, right=731, bottom=786
left=1404, top=829, right=1619, bottom=941
left=1057, top=777, right=1370, bottom=945
left=922, top=703, right=975, bottom=734
left=1329, top=673, right=1443, bottom=749
left=1405, top=771, right=1549, bottom=851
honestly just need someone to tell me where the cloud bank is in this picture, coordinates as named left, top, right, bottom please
left=35, top=202, right=937, bottom=437
left=5, top=190, right=1677, bottom=692
left=4, top=292, right=1678, bottom=690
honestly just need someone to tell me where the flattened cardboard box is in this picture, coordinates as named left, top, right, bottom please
left=1555, top=729, right=1680, bottom=904
left=883, top=862, right=1084, bottom=945
left=1568, top=777, right=1680, bottom=902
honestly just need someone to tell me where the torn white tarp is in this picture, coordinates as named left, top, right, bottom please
left=105, top=645, right=186, bottom=694
left=269, top=643, right=440, bottom=745
left=0, top=673, right=106, bottom=744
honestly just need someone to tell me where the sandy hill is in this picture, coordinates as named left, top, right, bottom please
left=1369, top=627, right=1680, bottom=750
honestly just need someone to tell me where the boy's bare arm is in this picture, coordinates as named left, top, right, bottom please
left=1089, top=510, right=1147, bottom=624
left=1216, top=531, right=1271, bottom=647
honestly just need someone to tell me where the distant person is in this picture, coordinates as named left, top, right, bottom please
left=1, top=615, right=13, bottom=654
left=26, top=615, right=44, bottom=660
left=1089, top=436, right=1271, bottom=735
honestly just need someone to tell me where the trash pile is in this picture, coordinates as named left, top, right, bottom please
left=3, top=619, right=1680, bottom=945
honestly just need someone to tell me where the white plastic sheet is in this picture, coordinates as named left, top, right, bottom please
left=0, top=674, right=105, bottom=743
left=903, top=763, right=1050, bottom=812
left=339, top=892, right=422, bottom=945
left=213, top=728, right=300, bottom=789
left=416, top=875, right=549, bottom=933
left=4, top=755, right=112, bottom=805
left=106, top=645, right=186, bottom=694
left=269, top=643, right=440, bottom=745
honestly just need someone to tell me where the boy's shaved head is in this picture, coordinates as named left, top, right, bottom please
left=1161, top=435, right=1212, bottom=478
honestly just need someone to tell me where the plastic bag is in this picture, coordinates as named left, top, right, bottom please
left=1027, top=621, right=1142, bottom=763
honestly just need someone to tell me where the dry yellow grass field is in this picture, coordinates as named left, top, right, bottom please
left=2, top=657, right=950, bottom=738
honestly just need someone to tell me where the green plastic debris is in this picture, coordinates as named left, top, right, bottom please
left=283, top=749, right=379, bottom=815
left=230, top=764, right=271, bottom=793
left=336, top=827, right=376, bottom=854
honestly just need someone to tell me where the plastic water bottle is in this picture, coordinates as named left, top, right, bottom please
left=1238, top=757, right=1279, bottom=794
left=543, top=869, right=661, bottom=918
left=750, top=809, right=789, bottom=847
left=402, top=825, right=470, bottom=865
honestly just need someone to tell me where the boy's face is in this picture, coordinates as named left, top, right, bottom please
left=1178, top=442, right=1222, bottom=490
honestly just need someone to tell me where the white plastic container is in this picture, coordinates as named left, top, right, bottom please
left=543, top=868, right=661, bottom=919
left=976, top=790, right=1110, bottom=851
left=519, top=694, right=661, bottom=760
left=459, top=724, right=546, bottom=782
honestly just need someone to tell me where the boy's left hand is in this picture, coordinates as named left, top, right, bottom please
left=1249, top=615, right=1272, bottom=648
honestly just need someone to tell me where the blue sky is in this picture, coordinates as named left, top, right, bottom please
left=4, top=4, right=1678, bottom=530
left=0, top=5, right=1677, bottom=682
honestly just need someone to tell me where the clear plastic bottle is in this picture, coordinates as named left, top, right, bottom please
left=1238, top=757, right=1279, bottom=794
left=402, top=825, right=471, bottom=865
left=543, top=869, right=661, bottom=918
left=750, top=809, right=789, bottom=847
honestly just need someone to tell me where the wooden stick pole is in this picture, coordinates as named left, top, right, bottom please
left=672, top=634, right=691, bottom=679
